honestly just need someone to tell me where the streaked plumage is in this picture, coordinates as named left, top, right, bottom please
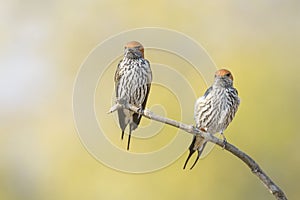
left=183, top=69, right=240, bottom=169
left=114, top=41, right=152, bottom=150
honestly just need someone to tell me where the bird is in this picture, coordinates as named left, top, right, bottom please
left=183, top=69, right=240, bottom=169
left=114, top=41, right=152, bottom=150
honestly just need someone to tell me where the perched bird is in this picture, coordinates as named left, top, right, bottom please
left=183, top=69, right=240, bottom=169
left=114, top=41, right=152, bottom=150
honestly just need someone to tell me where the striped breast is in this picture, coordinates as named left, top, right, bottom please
left=194, top=86, right=239, bottom=134
left=115, top=57, right=152, bottom=106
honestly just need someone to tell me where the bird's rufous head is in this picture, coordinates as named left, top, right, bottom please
left=124, top=41, right=144, bottom=59
left=214, top=69, right=234, bottom=87
left=215, top=69, right=234, bottom=81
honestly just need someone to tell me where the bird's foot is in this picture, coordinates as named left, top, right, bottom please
left=222, top=138, right=227, bottom=149
left=221, top=133, right=227, bottom=149
left=136, top=107, right=143, bottom=115
left=190, top=125, right=197, bottom=133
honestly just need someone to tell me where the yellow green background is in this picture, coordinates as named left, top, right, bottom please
left=1, top=1, right=299, bottom=200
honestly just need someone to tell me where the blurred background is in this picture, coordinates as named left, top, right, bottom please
left=1, top=1, right=299, bottom=199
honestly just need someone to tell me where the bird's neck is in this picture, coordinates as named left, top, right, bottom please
left=213, top=79, right=233, bottom=88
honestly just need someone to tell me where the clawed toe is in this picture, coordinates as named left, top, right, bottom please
left=136, top=107, right=143, bottom=114
left=222, top=138, right=227, bottom=149
left=220, top=133, right=227, bottom=149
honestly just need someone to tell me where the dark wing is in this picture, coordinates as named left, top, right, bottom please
left=114, top=61, right=122, bottom=96
left=132, top=59, right=152, bottom=130
left=132, top=83, right=151, bottom=129
left=224, top=87, right=240, bottom=128
left=194, top=86, right=213, bottom=126
left=114, top=61, right=127, bottom=132
left=203, top=86, right=213, bottom=98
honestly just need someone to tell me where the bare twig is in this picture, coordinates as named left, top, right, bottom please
left=108, top=103, right=287, bottom=200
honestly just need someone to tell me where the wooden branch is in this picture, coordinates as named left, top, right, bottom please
left=108, top=103, right=288, bottom=200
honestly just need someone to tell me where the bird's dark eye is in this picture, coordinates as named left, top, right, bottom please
left=226, top=73, right=231, bottom=77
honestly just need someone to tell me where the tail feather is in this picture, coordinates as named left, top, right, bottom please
left=121, top=130, right=125, bottom=140
left=189, top=142, right=207, bottom=170
left=118, top=109, right=128, bottom=140
left=183, top=135, right=207, bottom=169
left=183, top=136, right=197, bottom=169
left=126, top=123, right=135, bottom=150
